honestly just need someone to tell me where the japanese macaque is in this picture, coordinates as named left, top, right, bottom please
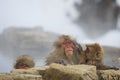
left=85, top=43, right=104, bottom=66
left=46, top=35, right=85, bottom=65
left=14, top=55, right=35, bottom=69
left=85, top=43, right=119, bottom=70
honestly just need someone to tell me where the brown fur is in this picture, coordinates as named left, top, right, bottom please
left=14, top=55, right=35, bottom=69
left=85, top=43, right=104, bottom=66
left=85, top=43, right=119, bottom=70
left=46, top=35, right=85, bottom=65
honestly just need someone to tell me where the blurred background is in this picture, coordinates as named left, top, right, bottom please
left=0, top=0, right=120, bottom=72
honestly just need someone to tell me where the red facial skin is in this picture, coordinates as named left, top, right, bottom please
left=16, top=63, right=28, bottom=69
left=61, top=40, right=73, bottom=53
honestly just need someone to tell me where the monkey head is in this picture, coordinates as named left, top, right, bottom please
left=85, top=44, right=96, bottom=57
left=46, top=35, right=85, bottom=65
left=58, top=35, right=75, bottom=55
left=53, top=35, right=77, bottom=64
left=85, top=43, right=103, bottom=65
left=14, top=55, right=35, bottom=69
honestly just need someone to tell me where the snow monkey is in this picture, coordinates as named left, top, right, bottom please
left=85, top=43, right=104, bottom=66
left=46, top=35, right=86, bottom=65
left=85, top=43, right=119, bottom=70
left=14, top=55, right=35, bottom=69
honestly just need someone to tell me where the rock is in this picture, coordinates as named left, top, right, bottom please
left=2, top=66, right=49, bottom=80
left=13, top=74, right=42, bottom=80
left=11, top=69, right=39, bottom=75
left=0, top=73, right=42, bottom=80
left=30, top=66, right=49, bottom=76
left=1, top=65, right=120, bottom=80
left=11, top=66, right=49, bottom=76
left=97, top=70, right=120, bottom=80
left=0, top=73, right=13, bottom=80
left=44, top=63, right=98, bottom=80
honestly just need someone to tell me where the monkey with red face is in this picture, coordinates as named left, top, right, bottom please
left=46, top=35, right=86, bottom=65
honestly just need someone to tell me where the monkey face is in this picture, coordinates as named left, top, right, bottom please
left=61, top=40, right=74, bottom=54
left=16, top=63, right=29, bottom=69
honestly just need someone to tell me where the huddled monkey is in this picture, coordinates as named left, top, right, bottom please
left=85, top=43, right=104, bottom=66
left=85, top=43, right=119, bottom=70
left=46, top=35, right=86, bottom=65
left=45, top=35, right=119, bottom=70
left=14, top=55, right=35, bottom=69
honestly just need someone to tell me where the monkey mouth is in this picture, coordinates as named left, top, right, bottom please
left=65, top=47, right=73, bottom=52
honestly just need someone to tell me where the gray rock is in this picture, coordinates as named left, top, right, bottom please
left=97, top=70, right=120, bottom=80
left=0, top=73, right=42, bottom=80
left=44, top=63, right=98, bottom=80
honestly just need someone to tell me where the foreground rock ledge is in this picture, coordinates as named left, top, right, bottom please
left=44, top=64, right=98, bottom=80
left=11, top=66, right=49, bottom=75
left=97, top=70, right=120, bottom=80
left=0, top=64, right=120, bottom=80
left=0, top=73, right=42, bottom=80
